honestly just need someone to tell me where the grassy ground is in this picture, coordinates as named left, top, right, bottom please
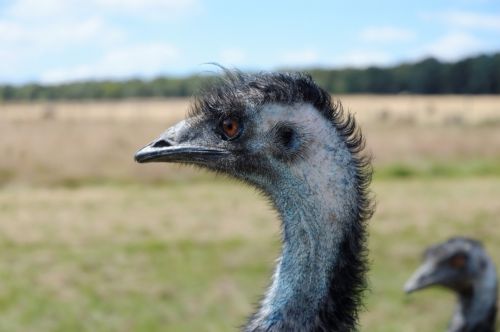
left=0, top=96, right=499, bottom=331
left=0, top=179, right=499, bottom=332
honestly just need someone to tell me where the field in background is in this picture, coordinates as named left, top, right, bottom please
left=2, top=95, right=500, bottom=186
left=0, top=96, right=499, bottom=331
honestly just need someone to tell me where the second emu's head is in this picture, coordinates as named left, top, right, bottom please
left=405, top=237, right=498, bottom=332
left=405, top=237, right=496, bottom=294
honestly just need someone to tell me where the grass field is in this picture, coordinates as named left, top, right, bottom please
left=1, top=96, right=499, bottom=331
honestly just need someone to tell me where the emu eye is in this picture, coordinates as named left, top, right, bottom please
left=220, top=118, right=241, bottom=140
left=449, top=254, right=467, bottom=269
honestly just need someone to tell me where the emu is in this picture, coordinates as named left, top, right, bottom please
left=135, top=70, right=373, bottom=331
left=405, top=237, right=498, bottom=332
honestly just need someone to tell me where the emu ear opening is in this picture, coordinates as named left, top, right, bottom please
left=272, top=123, right=305, bottom=162
left=278, top=126, right=295, bottom=148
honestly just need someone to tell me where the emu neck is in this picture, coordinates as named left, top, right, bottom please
left=449, top=262, right=498, bottom=332
left=244, top=103, right=367, bottom=331
left=246, top=155, right=363, bottom=331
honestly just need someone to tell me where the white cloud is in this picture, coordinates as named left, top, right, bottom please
left=0, top=17, right=123, bottom=47
left=97, top=0, right=201, bottom=17
left=419, top=32, right=485, bottom=61
left=280, top=49, right=394, bottom=69
left=360, top=26, right=415, bottom=43
left=6, top=0, right=201, bottom=21
left=40, top=43, right=181, bottom=83
left=0, top=16, right=125, bottom=82
left=0, top=15, right=125, bottom=82
left=281, top=50, right=320, bottom=66
left=0, top=0, right=199, bottom=83
left=219, top=49, right=247, bottom=65
left=333, top=50, right=393, bottom=67
left=5, top=0, right=74, bottom=19
left=424, top=11, right=500, bottom=31
left=415, top=10, right=500, bottom=62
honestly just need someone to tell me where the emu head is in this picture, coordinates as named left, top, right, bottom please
left=404, top=237, right=491, bottom=294
left=135, top=71, right=359, bottom=197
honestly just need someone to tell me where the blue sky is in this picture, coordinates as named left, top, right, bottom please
left=1, top=0, right=499, bottom=84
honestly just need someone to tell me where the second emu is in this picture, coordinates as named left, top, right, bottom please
left=405, top=237, right=498, bottom=332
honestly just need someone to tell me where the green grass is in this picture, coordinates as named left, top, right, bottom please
left=0, top=238, right=272, bottom=332
left=375, top=159, right=500, bottom=179
left=0, top=178, right=499, bottom=331
left=3, top=158, right=499, bottom=190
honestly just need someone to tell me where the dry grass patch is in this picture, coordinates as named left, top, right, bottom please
left=1, top=96, right=500, bottom=185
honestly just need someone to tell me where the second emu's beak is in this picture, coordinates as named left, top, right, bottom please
left=134, top=120, right=228, bottom=164
left=404, top=261, right=441, bottom=293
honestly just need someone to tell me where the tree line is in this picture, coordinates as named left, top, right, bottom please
left=1, top=52, right=499, bottom=101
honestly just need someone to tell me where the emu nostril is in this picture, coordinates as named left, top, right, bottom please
left=152, top=139, right=171, bottom=148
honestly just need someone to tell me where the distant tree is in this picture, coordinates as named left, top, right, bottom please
left=1, top=52, right=499, bottom=101
left=409, top=58, right=444, bottom=94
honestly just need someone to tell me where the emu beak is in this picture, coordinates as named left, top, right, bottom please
left=404, top=261, right=439, bottom=293
left=134, top=120, right=228, bottom=164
